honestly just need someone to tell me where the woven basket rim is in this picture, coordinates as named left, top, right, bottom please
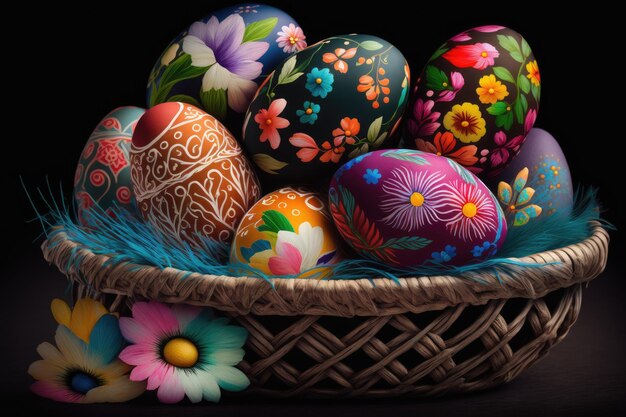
left=42, top=222, right=609, bottom=317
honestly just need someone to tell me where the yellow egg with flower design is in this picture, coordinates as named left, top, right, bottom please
left=230, top=187, right=342, bottom=278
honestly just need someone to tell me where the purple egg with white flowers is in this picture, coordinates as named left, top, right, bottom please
left=328, top=149, right=507, bottom=267
left=492, top=128, right=573, bottom=228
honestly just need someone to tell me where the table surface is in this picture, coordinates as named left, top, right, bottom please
left=3, top=243, right=624, bottom=417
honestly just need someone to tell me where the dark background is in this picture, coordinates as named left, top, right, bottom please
left=3, top=1, right=624, bottom=416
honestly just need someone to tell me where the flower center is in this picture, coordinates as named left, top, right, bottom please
left=488, top=88, right=495, bottom=94
left=345, top=130, right=352, bottom=136
left=70, top=372, right=99, bottom=394
left=163, top=338, right=199, bottom=368
left=442, top=82, right=448, bottom=87
left=289, top=36, right=298, bottom=45
left=436, top=152, right=442, bottom=156
left=510, top=205, right=516, bottom=210
left=410, top=192, right=425, bottom=207
left=315, top=78, right=323, bottom=84
left=265, top=118, right=272, bottom=125
left=461, top=120, right=470, bottom=127
left=305, top=108, right=313, bottom=115
left=481, top=51, right=488, bottom=58
left=462, top=202, right=477, bottom=218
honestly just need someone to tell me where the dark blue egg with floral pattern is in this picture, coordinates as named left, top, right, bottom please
left=242, top=34, right=410, bottom=187
left=147, top=4, right=307, bottom=131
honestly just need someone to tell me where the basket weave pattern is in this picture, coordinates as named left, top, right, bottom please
left=43, top=224, right=609, bottom=397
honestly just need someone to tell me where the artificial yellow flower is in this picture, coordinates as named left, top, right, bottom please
left=526, top=60, right=541, bottom=86
left=443, top=103, right=487, bottom=143
left=476, top=74, right=509, bottom=104
left=51, top=298, right=109, bottom=343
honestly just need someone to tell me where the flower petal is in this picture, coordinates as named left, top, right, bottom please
left=69, top=298, right=108, bottom=342
left=31, top=381, right=82, bottom=403
left=213, top=14, right=246, bottom=60
left=202, top=63, right=231, bottom=91
left=28, top=359, right=61, bottom=381
left=226, top=76, right=257, bottom=113
left=119, top=317, right=154, bottom=344
left=50, top=299, right=71, bottom=327
left=179, top=370, right=204, bottom=403
left=119, top=343, right=158, bottom=367
left=85, top=377, right=146, bottom=403
left=55, top=325, right=88, bottom=367
left=172, top=304, right=203, bottom=330
left=36, top=342, right=66, bottom=367
left=289, top=132, right=317, bottom=148
left=198, top=370, right=221, bottom=402
left=182, top=35, right=216, bottom=67
left=157, top=367, right=185, bottom=404
left=131, top=301, right=178, bottom=336
left=207, top=365, right=250, bottom=392
left=207, top=348, right=245, bottom=366
left=88, top=314, right=123, bottom=365
left=129, top=360, right=159, bottom=382
left=147, top=363, right=171, bottom=390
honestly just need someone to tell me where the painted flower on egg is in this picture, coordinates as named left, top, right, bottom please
left=147, top=4, right=307, bottom=129
left=182, top=15, right=269, bottom=113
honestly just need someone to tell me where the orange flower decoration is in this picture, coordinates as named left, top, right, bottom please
left=332, top=117, right=360, bottom=146
left=323, top=48, right=357, bottom=73
left=415, top=132, right=478, bottom=167
left=320, top=141, right=345, bottom=163
left=357, top=71, right=390, bottom=109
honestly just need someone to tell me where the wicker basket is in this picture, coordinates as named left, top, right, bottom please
left=42, top=223, right=609, bottom=398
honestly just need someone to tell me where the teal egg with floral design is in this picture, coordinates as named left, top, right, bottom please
left=147, top=4, right=307, bottom=132
left=404, top=26, right=540, bottom=179
left=492, top=128, right=573, bottom=228
left=242, top=34, right=410, bottom=187
left=73, top=106, right=145, bottom=225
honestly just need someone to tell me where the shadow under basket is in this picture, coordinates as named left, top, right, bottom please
left=42, top=223, right=609, bottom=398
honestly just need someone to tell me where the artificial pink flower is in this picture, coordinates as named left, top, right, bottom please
left=276, top=24, right=307, bottom=53
left=406, top=98, right=441, bottom=139
left=119, top=302, right=249, bottom=404
left=254, top=99, right=290, bottom=149
left=443, top=43, right=499, bottom=70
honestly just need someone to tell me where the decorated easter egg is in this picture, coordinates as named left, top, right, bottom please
left=230, top=186, right=342, bottom=277
left=74, top=106, right=145, bottom=225
left=493, top=128, right=573, bottom=227
left=130, top=102, right=261, bottom=245
left=147, top=4, right=307, bottom=130
left=242, top=34, right=410, bottom=186
left=329, top=149, right=506, bottom=267
left=404, top=26, right=540, bottom=178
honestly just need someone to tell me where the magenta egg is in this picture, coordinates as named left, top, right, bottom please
left=328, top=149, right=507, bottom=267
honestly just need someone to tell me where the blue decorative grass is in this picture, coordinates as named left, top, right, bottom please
left=26, top=179, right=607, bottom=283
